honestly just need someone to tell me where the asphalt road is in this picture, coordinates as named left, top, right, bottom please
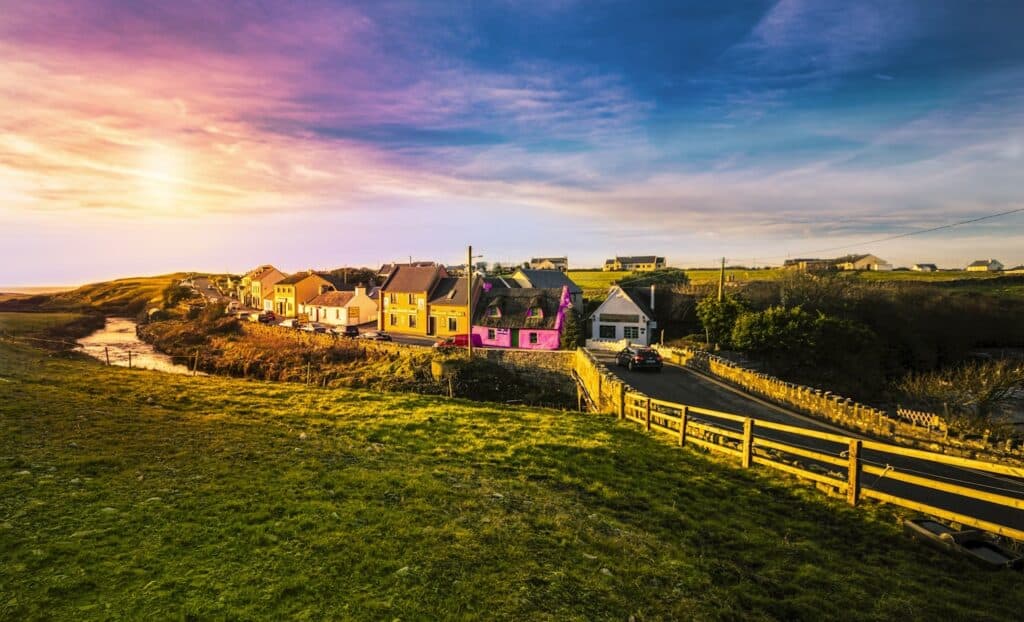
left=592, top=350, right=1024, bottom=539
left=192, top=277, right=231, bottom=304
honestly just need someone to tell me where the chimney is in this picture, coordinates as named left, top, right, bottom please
left=355, top=286, right=366, bottom=297
left=650, top=284, right=655, bottom=310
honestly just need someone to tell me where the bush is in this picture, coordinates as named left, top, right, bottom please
left=162, top=284, right=193, bottom=308
left=731, top=306, right=815, bottom=368
left=696, top=295, right=746, bottom=347
left=560, top=309, right=584, bottom=350
left=618, top=268, right=690, bottom=288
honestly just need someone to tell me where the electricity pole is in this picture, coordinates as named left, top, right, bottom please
left=467, top=244, right=474, bottom=359
left=717, top=257, right=726, bottom=302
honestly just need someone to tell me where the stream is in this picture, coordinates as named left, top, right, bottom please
left=77, top=317, right=197, bottom=375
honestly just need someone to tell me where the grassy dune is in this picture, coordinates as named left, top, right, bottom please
left=0, top=312, right=84, bottom=335
left=3, top=335, right=1024, bottom=620
left=44, top=274, right=187, bottom=315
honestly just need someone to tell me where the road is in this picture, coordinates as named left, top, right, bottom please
left=192, top=277, right=231, bottom=304
left=591, top=350, right=1024, bottom=539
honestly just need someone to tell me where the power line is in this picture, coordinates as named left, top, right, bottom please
left=744, top=207, right=1024, bottom=263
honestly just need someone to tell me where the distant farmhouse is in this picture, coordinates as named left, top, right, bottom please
left=966, top=259, right=1004, bottom=272
left=784, top=254, right=892, bottom=272
left=603, top=255, right=666, bottom=272
left=1005, top=265, right=1024, bottom=274
left=529, top=257, right=568, bottom=272
left=911, top=263, right=938, bottom=272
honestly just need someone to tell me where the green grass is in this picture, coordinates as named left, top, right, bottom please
left=0, top=312, right=84, bottom=335
left=45, top=274, right=186, bottom=315
left=3, top=340, right=1024, bottom=620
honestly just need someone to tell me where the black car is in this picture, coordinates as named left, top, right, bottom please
left=333, top=325, right=361, bottom=338
left=616, top=346, right=663, bottom=371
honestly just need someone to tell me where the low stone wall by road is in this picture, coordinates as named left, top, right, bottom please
left=653, top=345, right=1024, bottom=462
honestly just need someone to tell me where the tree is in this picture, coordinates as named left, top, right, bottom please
left=730, top=305, right=815, bottom=367
left=896, top=359, right=1024, bottom=437
left=161, top=283, right=194, bottom=308
left=560, top=309, right=585, bottom=350
left=618, top=268, right=690, bottom=288
left=696, top=295, right=746, bottom=348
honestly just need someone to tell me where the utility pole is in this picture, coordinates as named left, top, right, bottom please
left=717, top=256, right=726, bottom=302
left=467, top=244, right=474, bottom=359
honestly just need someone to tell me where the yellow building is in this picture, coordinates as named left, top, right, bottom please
left=379, top=265, right=445, bottom=335
left=237, top=265, right=286, bottom=309
left=427, top=276, right=478, bottom=337
left=272, top=272, right=341, bottom=318
left=603, top=255, right=666, bottom=272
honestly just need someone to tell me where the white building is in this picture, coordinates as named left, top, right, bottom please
left=587, top=285, right=658, bottom=347
left=299, top=286, right=379, bottom=326
left=911, top=263, right=937, bottom=272
left=834, top=254, right=893, bottom=271
left=966, top=259, right=1004, bottom=272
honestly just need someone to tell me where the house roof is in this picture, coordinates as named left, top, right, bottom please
left=483, top=277, right=520, bottom=290
left=317, top=273, right=355, bottom=290
left=513, top=269, right=582, bottom=293
left=621, top=287, right=656, bottom=319
left=914, top=263, right=937, bottom=268
left=833, top=254, right=871, bottom=264
left=278, top=272, right=320, bottom=285
left=428, top=276, right=471, bottom=306
left=968, top=259, right=999, bottom=267
left=474, top=287, right=564, bottom=329
left=614, top=255, right=663, bottom=264
left=381, top=264, right=445, bottom=292
left=305, top=291, right=355, bottom=308
left=530, top=257, right=567, bottom=263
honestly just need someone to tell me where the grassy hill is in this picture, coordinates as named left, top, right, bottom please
left=3, top=320, right=1024, bottom=619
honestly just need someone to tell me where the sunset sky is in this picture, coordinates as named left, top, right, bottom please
left=3, top=1, right=1024, bottom=285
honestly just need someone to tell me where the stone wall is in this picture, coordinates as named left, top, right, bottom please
left=653, top=344, right=1024, bottom=463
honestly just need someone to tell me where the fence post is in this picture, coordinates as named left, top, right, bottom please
left=847, top=439, right=862, bottom=506
left=128, top=350, right=132, bottom=369
left=742, top=418, right=754, bottom=468
left=618, top=383, right=625, bottom=420
left=104, top=346, right=110, bottom=366
left=678, top=406, right=688, bottom=447
left=645, top=397, right=652, bottom=431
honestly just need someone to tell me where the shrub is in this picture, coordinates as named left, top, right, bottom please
left=730, top=306, right=815, bottom=368
left=560, top=309, right=585, bottom=350
left=696, top=295, right=746, bottom=347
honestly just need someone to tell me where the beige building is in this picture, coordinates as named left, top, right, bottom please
left=603, top=255, right=666, bottom=272
left=966, top=259, right=1004, bottom=272
left=529, top=257, right=568, bottom=271
left=300, top=286, right=379, bottom=326
left=833, top=254, right=893, bottom=271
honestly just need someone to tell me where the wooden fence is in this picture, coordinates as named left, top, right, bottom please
left=573, top=349, right=1024, bottom=542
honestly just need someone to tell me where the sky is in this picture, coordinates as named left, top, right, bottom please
left=2, top=0, right=1024, bottom=285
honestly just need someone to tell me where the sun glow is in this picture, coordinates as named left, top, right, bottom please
left=137, top=144, right=186, bottom=211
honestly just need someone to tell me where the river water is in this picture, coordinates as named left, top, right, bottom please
left=77, top=317, right=196, bottom=375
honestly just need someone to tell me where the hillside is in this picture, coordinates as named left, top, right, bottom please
left=2, top=326, right=1023, bottom=619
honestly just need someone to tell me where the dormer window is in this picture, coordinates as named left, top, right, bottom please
left=487, top=305, right=501, bottom=318
left=526, top=307, right=544, bottom=319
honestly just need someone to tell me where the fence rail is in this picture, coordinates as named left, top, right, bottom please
left=573, top=348, right=1024, bottom=542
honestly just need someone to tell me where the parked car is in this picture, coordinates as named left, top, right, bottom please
left=357, top=330, right=392, bottom=341
left=278, top=318, right=302, bottom=329
left=300, top=322, right=328, bottom=334
left=616, top=346, right=663, bottom=371
left=433, top=334, right=470, bottom=348
left=224, top=301, right=239, bottom=313
left=332, top=325, right=361, bottom=338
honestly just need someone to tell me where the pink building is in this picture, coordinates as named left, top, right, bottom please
left=471, top=285, right=572, bottom=350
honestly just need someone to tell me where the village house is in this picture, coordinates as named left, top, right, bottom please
left=509, top=268, right=583, bottom=309
left=299, top=285, right=379, bottom=326
left=603, top=256, right=666, bottom=272
left=427, top=276, right=477, bottom=337
left=529, top=257, right=568, bottom=271
left=472, top=284, right=572, bottom=350
left=966, top=259, right=1004, bottom=272
left=378, top=264, right=448, bottom=336
left=912, top=263, right=938, bottom=272
left=273, top=271, right=348, bottom=318
left=833, top=254, right=893, bottom=271
left=237, top=265, right=286, bottom=309
left=783, top=258, right=833, bottom=272
left=588, top=285, right=658, bottom=346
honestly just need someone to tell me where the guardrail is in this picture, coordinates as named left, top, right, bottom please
left=573, top=348, right=1024, bottom=542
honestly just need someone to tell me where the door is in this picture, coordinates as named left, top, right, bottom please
left=427, top=316, right=436, bottom=336
left=511, top=329, right=519, bottom=348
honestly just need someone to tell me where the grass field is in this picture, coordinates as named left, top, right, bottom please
left=44, top=274, right=186, bottom=315
left=3, top=326, right=1024, bottom=619
left=0, top=312, right=83, bottom=335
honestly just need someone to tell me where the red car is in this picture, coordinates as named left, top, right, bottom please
left=433, top=334, right=470, bottom=348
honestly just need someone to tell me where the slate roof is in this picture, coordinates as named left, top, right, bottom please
left=278, top=272, right=316, bottom=285
left=614, top=256, right=663, bottom=264
left=381, top=265, right=445, bottom=292
left=428, top=277, right=471, bottom=306
left=967, top=259, right=999, bottom=268
left=484, top=277, right=520, bottom=289
left=621, top=287, right=656, bottom=319
left=833, top=254, right=872, bottom=264
left=305, top=291, right=355, bottom=308
left=474, top=288, right=564, bottom=329
left=513, top=269, right=581, bottom=293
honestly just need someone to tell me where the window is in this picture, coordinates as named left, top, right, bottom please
left=348, top=307, right=359, bottom=321
left=447, top=317, right=458, bottom=331
left=407, top=293, right=415, bottom=304
left=624, top=326, right=639, bottom=339
left=335, top=309, right=341, bottom=320
left=528, top=332, right=538, bottom=344
left=487, top=306, right=501, bottom=318
left=527, top=307, right=543, bottom=318
left=487, top=329, right=496, bottom=340
left=599, top=325, right=616, bottom=339
left=408, top=315, right=417, bottom=328
left=390, top=314, right=397, bottom=326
